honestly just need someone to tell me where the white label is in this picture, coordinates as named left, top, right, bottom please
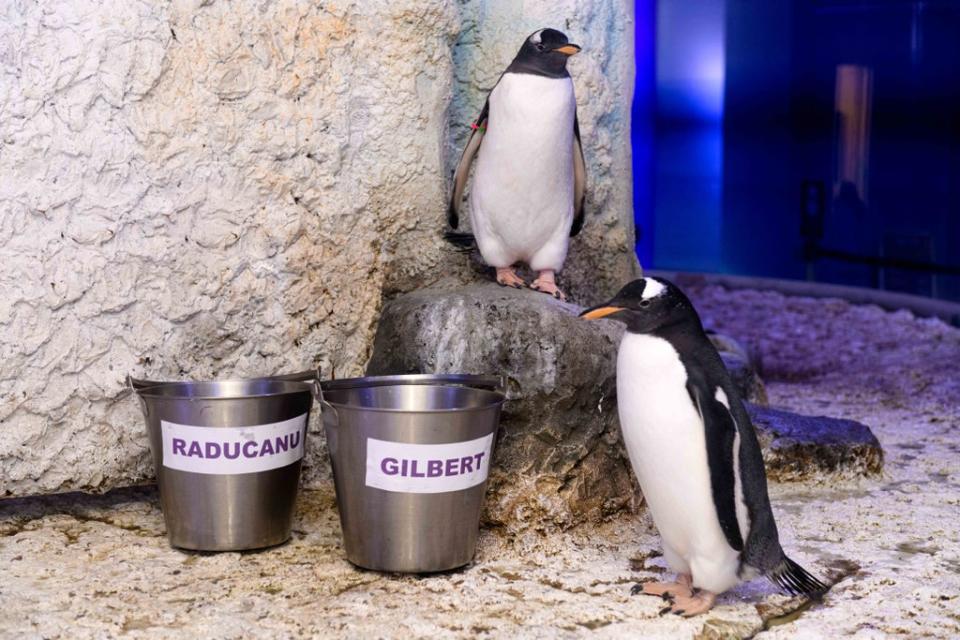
left=365, top=434, right=494, bottom=494
left=161, top=414, right=307, bottom=475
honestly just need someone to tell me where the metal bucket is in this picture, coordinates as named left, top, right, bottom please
left=134, top=378, right=316, bottom=551
left=320, top=374, right=505, bottom=573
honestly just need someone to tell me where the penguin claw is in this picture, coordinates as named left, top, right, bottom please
left=658, top=606, right=673, bottom=616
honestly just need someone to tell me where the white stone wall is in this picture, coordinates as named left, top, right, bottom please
left=0, top=0, right=637, bottom=497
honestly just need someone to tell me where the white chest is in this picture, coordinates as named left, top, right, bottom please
left=615, top=332, right=743, bottom=591
left=616, top=333, right=701, bottom=458
left=480, top=74, right=575, bottom=171
left=615, top=335, right=715, bottom=543
left=487, top=73, right=575, bottom=139
left=470, top=73, right=577, bottom=256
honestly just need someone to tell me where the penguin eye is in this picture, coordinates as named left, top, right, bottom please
left=535, top=43, right=545, bottom=51
left=639, top=300, right=652, bottom=308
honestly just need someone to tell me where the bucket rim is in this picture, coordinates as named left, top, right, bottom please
left=135, top=379, right=315, bottom=401
left=321, top=383, right=505, bottom=415
left=320, top=373, right=502, bottom=392
left=129, top=369, right=318, bottom=391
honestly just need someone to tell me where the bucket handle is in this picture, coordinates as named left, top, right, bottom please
left=314, top=372, right=340, bottom=429
left=127, top=374, right=157, bottom=393
left=307, top=367, right=323, bottom=402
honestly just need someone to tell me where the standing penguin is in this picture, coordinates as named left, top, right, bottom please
left=580, top=277, right=826, bottom=616
left=447, top=28, right=587, bottom=301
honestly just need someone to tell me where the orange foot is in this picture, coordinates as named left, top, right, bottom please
left=666, top=589, right=717, bottom=617
left=631, top=574, right=693, bottom=600
left=495, top=267, right=525, bottom=289
left=530, top=270, right=566, bottom=301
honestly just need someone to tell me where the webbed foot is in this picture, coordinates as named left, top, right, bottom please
left=495, top=267, right=525, bottom=289
left=669, top=589, right=717, bottom=617
left=631, top=574, right=694, bottom=600
left=530, top=270, right=566, bottom=301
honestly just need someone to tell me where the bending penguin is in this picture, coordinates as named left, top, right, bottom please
left=580, top=277, right=826, bottom=616
left=447, top=28, right=587, bottom=301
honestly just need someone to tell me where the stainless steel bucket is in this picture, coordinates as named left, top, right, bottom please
left=320, top=374, right=505, bottom=573
left=134, top=378, right=316, bottom=551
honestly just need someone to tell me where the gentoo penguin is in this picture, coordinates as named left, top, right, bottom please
left=580, top=277, right=826, bottom=616
left=447, top=28, right=587, bottom=301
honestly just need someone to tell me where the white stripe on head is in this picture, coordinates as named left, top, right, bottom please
left=531, top=29, right=544, bottom=43
left=641, top=277, right=666, bottom=300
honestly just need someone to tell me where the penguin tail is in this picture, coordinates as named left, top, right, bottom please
left=768, top=555, right=828, bottom=598
left=443, top=231, right=477, bottom=252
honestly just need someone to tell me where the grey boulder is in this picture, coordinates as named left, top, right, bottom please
left=746, top=404, right=884, bottom=481
left=366, top=283, right=634, bottom=533
left=708, top=331, right=769, bottom=405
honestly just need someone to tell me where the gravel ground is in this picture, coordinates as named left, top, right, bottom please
left=1, top=287, right=958, bottom=639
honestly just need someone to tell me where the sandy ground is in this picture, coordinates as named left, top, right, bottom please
left=1, top=287, right=959, bottom=639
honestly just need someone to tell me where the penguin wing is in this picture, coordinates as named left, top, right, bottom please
left=686, top=378, right=745, bottom=552
left=448, top=99, right=490, bottom=229
left=725, top=394, right=790, bottom=573
left=726, top=399, right=827, bottom=595
left=570, top=113, right=587, bottom=237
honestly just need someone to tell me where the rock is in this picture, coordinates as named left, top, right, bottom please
left=708, top=332, right=769, bottom=406
left=366, top=283, right=636, bottom=533
left=719, top=353, right=769, bottom=406
left=707, top=331, right=752, bottom=362
left=0, top=0, right=639, bottom=497
left=747, top=404, right=884, bottom=481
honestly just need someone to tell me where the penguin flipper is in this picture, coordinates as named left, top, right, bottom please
left=722, top=389, right=794, bottom=574
left=686, top=380, right=745, bottom=552
left=448, top=99, right=489, bottom=229
left=721, top=384, right=827, bottom=594
left=570, top=114, right=587, bottom=237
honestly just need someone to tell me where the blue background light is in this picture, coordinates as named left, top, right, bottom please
left=633, top=0, right=960, bottom=301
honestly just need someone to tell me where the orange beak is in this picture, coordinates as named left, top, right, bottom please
left=554, top=44, right=582, bottom=56
left=579, top=306, right=623, bottom=320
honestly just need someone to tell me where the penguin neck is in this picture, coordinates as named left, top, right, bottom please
left=505, top=57, right=571, bottom=79
left=648, top=317, right=708, bottom=349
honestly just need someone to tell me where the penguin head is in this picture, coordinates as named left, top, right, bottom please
left=579, top=277, right=699, bottom=333
left=506, top=28, right=581, bottom=78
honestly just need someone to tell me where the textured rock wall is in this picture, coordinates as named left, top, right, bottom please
left=0, top=0, right=637, bottom=497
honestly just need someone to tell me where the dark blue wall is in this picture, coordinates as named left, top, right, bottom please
left=636, top=0, right=960, bottom=301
